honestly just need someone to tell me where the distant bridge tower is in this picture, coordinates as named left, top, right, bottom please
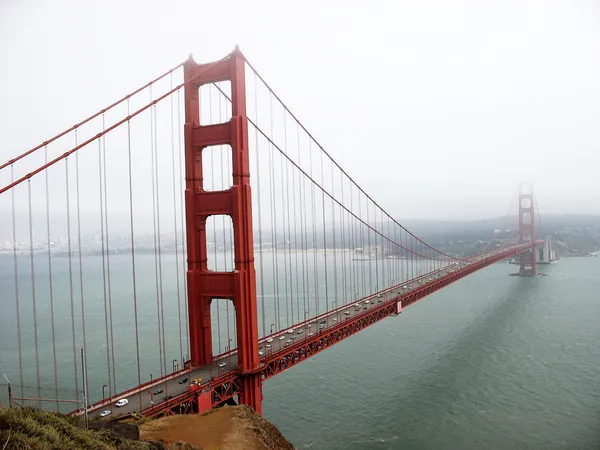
left=518, top=183, right=536, bottom=276
left=183, top=49, right=262, bottom=413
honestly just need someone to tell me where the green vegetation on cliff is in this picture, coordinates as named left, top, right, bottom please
left=0, top=407, right=186, bottom=450
left=0, top=405, right=294, bottom=450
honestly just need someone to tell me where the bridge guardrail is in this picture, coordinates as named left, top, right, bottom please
left=72, top=367, right=191, bottom=416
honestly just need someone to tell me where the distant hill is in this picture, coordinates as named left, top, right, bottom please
left=399, top=214, right=600, bottom=238
left=398, top=214, right=600, bottom=257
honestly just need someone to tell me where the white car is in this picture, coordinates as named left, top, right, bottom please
left=115, top=399, right=128, bottom=408
left=286, top=329, right=295, bottom=334
left=278, top=335, right=285, bottom=340
left=218, top=362, right=227, bottom=368
left=100, top=410, right=111, bottom=417
left=258, top=351, right=264, bottom=356
left=267, top=338, right=274, bottom=343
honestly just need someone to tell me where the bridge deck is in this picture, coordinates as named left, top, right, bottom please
left=77, top=245, right=530, bottom=420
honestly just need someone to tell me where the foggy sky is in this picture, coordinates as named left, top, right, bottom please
left=1, top=0, right=599, bottom=222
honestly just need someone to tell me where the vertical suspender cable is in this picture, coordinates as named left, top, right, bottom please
left=170, top=75, right=184, bottom=366
left=208, top=87, right=222, bottom=354
left=177, top=89, right=190, bottom=361
left=254, top=74, right=270, bottom=336
left=290, top=122, right=300, bottom=322
left=350, top=184, right=357, bottom=302
left=288, top=120, right=304, bottom=322
left=65, top=157, right=80, bottom=400
left=126, top=98, right=143, bottom=405
left=280, top=114, right=290, bottom=327
left=153, top=101, right=168, bottom=377
left=297, top=124, right=308, bottom=320
left=98, top=137, right=113, bottom=400
left=224, top=87, right=236, bottom=343
left=223, top=86, right=237, bottom=350
left=150, top=86, right=165, bottom=377
left=309, top=140, right=319, bottom=315
left=320, top=148, right=329, bottom=312
left=10, top=165, right=24, bottom=396
left=218, top=85, right=231, bottom=348
left=359, top=194, right=365, bottom=296
left=224, top=89, right=236, bottom=349
left=77, top=130, right=89, bottom=399
left=253, top=75, right=266, bottom=338
left=99, top=118, right=116, bottom=393
left=44, top=146, right=59, bottom=409
left=27, top=179, right=41, bottom=407
left=330, top=161, right=338, bottom=306
left=283, top=114, right=294, bottom=324
left=367, top=199, right=374, bottom=293
left=267, top=93, right=280, bottom=331
left=339, top=171, right=347, bottom=304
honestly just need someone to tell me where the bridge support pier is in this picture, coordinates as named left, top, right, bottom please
left=239, top=374, right=263, bottom=415
left=184, top=48, right=262, bottom=414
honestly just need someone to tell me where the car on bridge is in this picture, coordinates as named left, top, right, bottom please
left=178, top=377, right=189, bottom=384
left=153, top=388, right=164, bottom=395
left=100, top=410, right=111, bottom=417
left=115, top=398, right=128, bottom=407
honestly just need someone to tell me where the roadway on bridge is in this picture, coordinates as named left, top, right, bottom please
left=88, top=254, right=506, bottom=420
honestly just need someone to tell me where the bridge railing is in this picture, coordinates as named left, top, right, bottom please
left=72, top=367, right=190, bottom=416
left=212, top=261, right=468, bottom=360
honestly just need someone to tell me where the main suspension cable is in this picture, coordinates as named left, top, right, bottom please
left=0, top=62, right=184, bottom=171
left=0, top=52, right=234, bottom=196
left=241, top=58, right=461, bottom=261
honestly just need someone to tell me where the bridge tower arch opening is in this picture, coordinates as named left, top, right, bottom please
left=183, top=48, right=262, bottom=414
left=518, top=183, right=537, bottom=276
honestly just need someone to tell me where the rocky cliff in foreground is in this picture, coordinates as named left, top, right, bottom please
left=140, top=405, right=294, bottom=450
left=0, top=405, right=293, bottom=450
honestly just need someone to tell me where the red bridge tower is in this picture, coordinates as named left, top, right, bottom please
left=518, top=183, right=537, bottom=276
left=183, top=48, right=262, bottom=413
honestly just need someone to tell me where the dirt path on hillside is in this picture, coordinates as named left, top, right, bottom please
left=140, top=405, right=294, bottom=450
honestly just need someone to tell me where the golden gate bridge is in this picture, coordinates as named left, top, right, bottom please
left=0, top=47, right=543, bottom=420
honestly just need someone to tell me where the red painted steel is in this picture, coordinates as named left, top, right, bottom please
left=81, top=245, right=530, bottom=419
left=197, top=389, right=213, bottom=413
left=183, top=48, right=262, bottom=414
left=258, top=244, right=530, bottom=381
left=0, top=54, right=233, bottom=195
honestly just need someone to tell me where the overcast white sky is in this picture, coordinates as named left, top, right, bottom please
left=1, top=0, right=599, bottom=221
